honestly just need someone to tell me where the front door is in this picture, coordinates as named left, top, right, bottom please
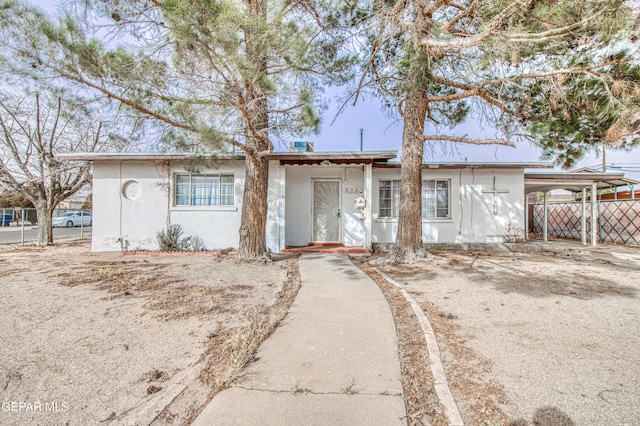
left=312, top=180, right=341, bottom=242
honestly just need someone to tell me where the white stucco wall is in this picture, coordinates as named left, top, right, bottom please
left=284, top=165, right=366, bottom=247
left=168, top=160, right=246, bottom=251
left=266, top=161, right=285, bottom=253
left=371, top=168, right=525, bottom=244
left=91, top=158, right=525, bottom=252
left=92, top=159, right=284, bottom=252
left=92, top=160, right=169, bottom=251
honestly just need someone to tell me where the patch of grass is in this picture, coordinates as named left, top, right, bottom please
left=379, top=389, right=401, bottom=396
left=57, top=261, right=173, bottom=291
left=290, top=381, right=311, bottom=395
left=144, top=285, right=240, bottom=320
left=340, top=378, right=359, bottom=395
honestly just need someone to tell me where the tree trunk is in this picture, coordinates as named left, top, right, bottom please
left=236, top=152, right=271, bottom=261
left=386, top=88, right=432, bottom=264
left=34, top=199, right=53, bottom=245
left=235, top=0, right=272, bottom=261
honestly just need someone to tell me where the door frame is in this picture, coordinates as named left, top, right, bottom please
left=310, top=178, right=342, bottom=243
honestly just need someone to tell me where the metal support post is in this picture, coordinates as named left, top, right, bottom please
left=524, top=193, right=529, bottom=241
left=591, top=183, right=597, bottom=246
left=543, top=192, right=548, bottom=242
left=581, top=188, right=587, bottom=246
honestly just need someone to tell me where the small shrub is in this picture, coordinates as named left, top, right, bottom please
left=156, top=224, right=207, bottom=251
left=186, top=235, right=207, bottom=251
left=503, top=223, right=525, bottom=243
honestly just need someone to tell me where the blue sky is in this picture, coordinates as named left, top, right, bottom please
left=31, top=0, right=640, bottom=170
left=311, top=87, right=640, bottom=169
left=307, top=88, right=545, bottom=163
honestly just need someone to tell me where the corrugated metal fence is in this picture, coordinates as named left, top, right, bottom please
left=530, top=199, right=640, bottom=245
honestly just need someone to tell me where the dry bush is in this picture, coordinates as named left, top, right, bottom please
left=200, top=260, right=301, bottom=390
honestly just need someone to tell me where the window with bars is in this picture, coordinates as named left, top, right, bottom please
left=378, top=179, right=450, bottom=219
left=175, top=174, right=235, bottom=206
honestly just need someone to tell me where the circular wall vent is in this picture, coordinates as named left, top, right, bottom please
left=122, top=180, right=141, bottom=200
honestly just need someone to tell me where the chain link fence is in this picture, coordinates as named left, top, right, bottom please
left=0, top=208, right=92, bottom=246
left=530, top=199, right=640, bottom=246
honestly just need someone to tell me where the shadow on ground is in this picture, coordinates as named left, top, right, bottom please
left=510, top=406, right=576, bottom=426
left=446, top=253, right=638, bottom=300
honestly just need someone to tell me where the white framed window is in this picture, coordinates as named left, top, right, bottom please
left=378, top=179, right=450, bottom=219
left=379, top=179, right=400, bottom=218
left=175, top=174, right=234, bottom=206
left=421, top=180, right=450, bottom=218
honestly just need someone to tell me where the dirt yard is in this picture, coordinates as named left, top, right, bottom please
left=378, top=243, right=640, bottom=426
left=0, top=241, right=297, bottom=426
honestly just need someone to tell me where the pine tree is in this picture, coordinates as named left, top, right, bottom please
left=355, top=0, right=639, bottom=263
left=0, top=0, right=352, bottom=259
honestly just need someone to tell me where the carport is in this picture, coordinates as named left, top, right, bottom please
left=524, top=171, right=638, bottom=246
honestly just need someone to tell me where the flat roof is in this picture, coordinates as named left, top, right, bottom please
left=57, top=152, right=561, bottom=170
left=57, top=151, right=398, bottom=163
left=374, top=161, right=554, bottom=169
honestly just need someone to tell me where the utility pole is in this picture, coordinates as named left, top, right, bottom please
left=602, top=142, right=606, bottom=172
left=360, top=128, right=363, bottom=151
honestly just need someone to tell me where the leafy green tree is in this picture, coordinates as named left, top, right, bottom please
left=0, top=0, right=352, bottom=260
left=355, top=0, right=639, bottom=264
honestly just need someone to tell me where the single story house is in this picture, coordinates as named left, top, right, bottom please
left=61, top=148, right=563, bottom=252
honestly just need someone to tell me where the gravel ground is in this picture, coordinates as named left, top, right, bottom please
left=380, top=242, right=640, bottom=426
left=0, top=242, right=291, bottom=425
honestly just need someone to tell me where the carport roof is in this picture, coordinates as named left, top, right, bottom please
left=525, top=171, right=638, bottom=193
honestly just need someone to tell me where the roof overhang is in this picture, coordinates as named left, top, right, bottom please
left=525, top=172, right=638, bottom=193
left=58, top=152, right=246, bottom=162
left=374, top=162, right=554, bottom=169
left=57, top=150, right=399, bottom=164
left=274, top=150, right=397, bottom=165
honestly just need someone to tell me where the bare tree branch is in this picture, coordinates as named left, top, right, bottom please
left=424, top=134, right=515, bottom=147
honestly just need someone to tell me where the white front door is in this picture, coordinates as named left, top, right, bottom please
left=312, top=180, right=341, bottom=242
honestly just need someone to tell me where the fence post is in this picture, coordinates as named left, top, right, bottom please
left=543, top=192, right=548, bottom=241
left=525, top=195, right=529, bottom=241
left=598, top=200, right=603, bottom=244
left=20, top=208, right=25, bottom=246
left=80, top=211, right=84, bottom=240
left=1, top=208, right=4, bottom=227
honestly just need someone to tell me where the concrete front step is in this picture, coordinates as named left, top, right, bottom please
left=282, top=246, right=372, bottom=254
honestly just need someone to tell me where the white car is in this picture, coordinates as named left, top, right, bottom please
left=52, top=212, right=92, bottom=228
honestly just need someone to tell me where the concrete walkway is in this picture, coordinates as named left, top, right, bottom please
left=193, top=253, right=406, bottom=425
